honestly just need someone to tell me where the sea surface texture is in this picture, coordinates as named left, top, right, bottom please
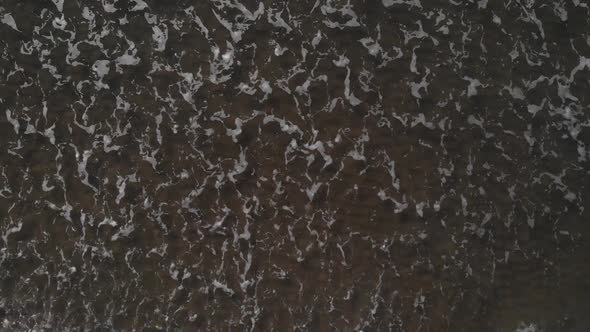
left=1, top=0, right=589, bottom=331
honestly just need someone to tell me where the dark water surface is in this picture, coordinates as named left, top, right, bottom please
left=0, top=0, right=589, bottom=331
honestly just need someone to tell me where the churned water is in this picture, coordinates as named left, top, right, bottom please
left=0, top=0, right=589, bottom=331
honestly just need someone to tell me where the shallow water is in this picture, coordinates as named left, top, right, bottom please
left=0, top=0, right=589, bottom=331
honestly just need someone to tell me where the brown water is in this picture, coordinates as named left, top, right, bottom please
left=0, top=0, right=589, bottom=331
